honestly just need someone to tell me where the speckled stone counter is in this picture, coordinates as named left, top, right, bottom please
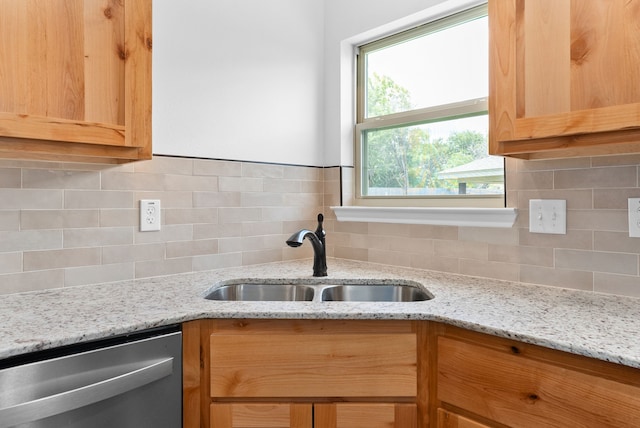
left=1, top=258, right=639, bottom=369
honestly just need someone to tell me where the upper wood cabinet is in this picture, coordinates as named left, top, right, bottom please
left=0, top=0, right=152, bottom=163
left=489, top=0, right=640, bottom=159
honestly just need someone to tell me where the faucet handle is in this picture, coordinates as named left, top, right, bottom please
left=315, top=213, right=325, bottom=239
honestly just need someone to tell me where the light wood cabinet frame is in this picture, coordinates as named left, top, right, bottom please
left=0, top=0, right=152, bottom=163
left=433, top=323, right=640, bottom=428
left=183, top=319, right=429, bottom=428
left=489, top=0, right=640, bottom=159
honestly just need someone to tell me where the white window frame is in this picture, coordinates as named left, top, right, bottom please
left=353, top=3, right=503, bottom=209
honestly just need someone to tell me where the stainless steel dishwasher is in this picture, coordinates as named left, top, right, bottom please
left=0, top=325, right=182, bottom=428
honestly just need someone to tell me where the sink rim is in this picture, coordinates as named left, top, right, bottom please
left=320, top=283, right=431, bottom=302
left=203, top=278, right=434, bottom=302
left=204, top=282, right=316, bottom=302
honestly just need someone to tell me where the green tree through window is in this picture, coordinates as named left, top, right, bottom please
left=364, top=73, right=489, bottom=196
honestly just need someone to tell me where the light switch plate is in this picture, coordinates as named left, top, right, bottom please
left=529, top=199, right=566, bottom=234
left=140, top=199, right=161, bottom=232
left=628, top=198, right=640, bottom=238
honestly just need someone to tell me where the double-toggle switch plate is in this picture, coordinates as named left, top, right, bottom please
left=529, top=199, right=566, bottom=235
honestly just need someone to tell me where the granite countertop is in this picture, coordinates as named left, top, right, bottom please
left=0, top=258, right=639, bottom=369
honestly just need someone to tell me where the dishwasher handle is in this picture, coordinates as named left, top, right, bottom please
left=0, top=357, right=174, bottom=428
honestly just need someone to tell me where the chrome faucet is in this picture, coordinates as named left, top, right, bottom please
left=286, top=213, right=327, bottom=277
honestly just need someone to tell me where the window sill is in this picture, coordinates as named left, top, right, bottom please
left=331, top=206, right=518, bottom=228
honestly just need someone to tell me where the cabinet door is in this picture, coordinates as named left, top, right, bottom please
left=437, top=335, right=640, bottom=427
left=489, top=0, right=640, bottom=159
left=210, top=403, right=312, bottom=428
left=0, top=0, right=152, bottom=163
left=209, top=320, right=417, bottom=398
left=437, top=409, right=490, bottom=428
left=314, top=403, right=417, bottom=428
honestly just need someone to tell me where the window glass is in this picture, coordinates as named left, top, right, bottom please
left=356, top=4, right=504, bottom=205
left=365, top=16, right=488, bottom=118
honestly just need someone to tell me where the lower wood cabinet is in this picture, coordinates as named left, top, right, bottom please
left=210, top=402, right=416, bottom=428
left=316, top=403, right=417, bottom=428
left=210, top=403, right=312, bottom=428
left=437, top=409, right=490, bottom=428
left=184, top=319, right=640, bottom=428
left=184, top=319, right=427, bottom=428
left=434, top=324, right=640, bottom=428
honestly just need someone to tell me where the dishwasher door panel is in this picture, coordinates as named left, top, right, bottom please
left=0, top=329, right=182, bottom=428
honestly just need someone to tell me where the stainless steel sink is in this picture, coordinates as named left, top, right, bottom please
left=204, top=280, right=433, bottom=302
left=320, top=284, right=431, bottom=302
left=205, top=283, right=315, bottom=301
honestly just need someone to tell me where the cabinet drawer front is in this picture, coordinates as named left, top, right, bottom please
left=437, top=336, right=640, bottom=427
left=210, top=403, right=312, bottom=428
left=437, top=408, right=489, bottom=428
left=315, top=403, right=417, bottom=428
left=210, top=333, right=416, bottom=398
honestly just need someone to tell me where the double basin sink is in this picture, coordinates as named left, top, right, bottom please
left=204, top=279, right=433, bottom=302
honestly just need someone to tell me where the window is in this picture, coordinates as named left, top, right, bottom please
left=355, top=3, right=504, bottom=208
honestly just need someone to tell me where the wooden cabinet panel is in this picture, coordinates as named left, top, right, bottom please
left=315, top=403, right=417, bottom=428
left=437, top=335, right=640, bottom=427
left=437, top=409, right=489, bottom=428
left=210, top=403, right=312, bottom=428
left=0, top=0, right=151, bottom=163
left=489, top=0, right=640, bottom=159
left=210, top=327, right=416, bottom=398
left=184, top=319, right=424, bottom=428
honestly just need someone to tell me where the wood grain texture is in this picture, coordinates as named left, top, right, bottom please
left=124, top=0, right=152, bottom=155
left=45, top=0, right=85, bottom=121
left=570, top=0, right=640, bottom=110
left=522, top=0, right=570, bottom=117
left=84, top=0, right=125, bottom=125
left=0, top=0, right=86, bottom=119
left=0, top=112, right=125, bottom=146
left=210, top=332, right=417, bottom=398
left=210, top=403, right=312, bottom=428
left=514, top=103, right=640, bottom=139
left=183, top=321, right=203, bottom=428
left=0, top=0, right=151, bottom=162
left=0, top=135, right=141, bottom=163
left=489, top=0, right=640, bottom=159
left=492, top=128, right=640, bottom=160
left=207, top=319, right=416, bottom=335
left=437, top=335, right=640, bottom=427
left=415, top=321, right=430, bottom=428
left=437, top=409, right=490, bottom=428
left=315, top=403, right=417, bottom=428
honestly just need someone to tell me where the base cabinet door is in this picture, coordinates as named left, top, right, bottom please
left=315, top=403, right=417, bottom=428
left=437, top=409, right=490, bottom=428
left=185, top=319, right=426, bottom=428
left=435, top=326, right=640, bottom=427
left=210, top=403, right=312, bottom=428
left=210, top=402, right=415, bottom=428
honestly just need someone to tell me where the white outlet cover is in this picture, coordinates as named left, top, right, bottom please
left=529, top=199, right=566, bottom=235
left=628, top=198, right=640, bottom=238
left=140, top=199, right=161, bottom=232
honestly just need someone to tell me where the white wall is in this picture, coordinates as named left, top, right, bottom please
left=152, top=0, right=485, bottom=167
left=152, top=0, right=325, bottom=166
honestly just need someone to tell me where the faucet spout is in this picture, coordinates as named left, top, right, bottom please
left=286, top=214, right=327, bottom=277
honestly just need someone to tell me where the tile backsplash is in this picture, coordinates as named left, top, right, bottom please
left=0, top=156, right=324, bottom=294
left=325, top=155, right=640, bottom=298
left=1, top=154, right=640, bottom=299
